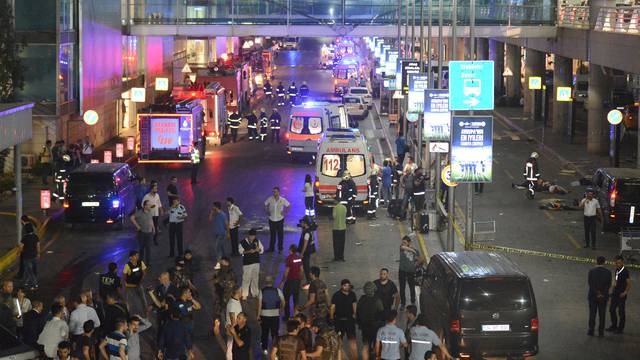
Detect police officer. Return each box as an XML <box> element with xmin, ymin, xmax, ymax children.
<box><xmin>271</xmin><ymin>320</ymin><xmax>306</xmax><ymax>360</ymax></box>
<box><xmin>412</xmin><ymin>168</ymin><xmax>427</xmax><ymax>212</ymax></box>
<box><xmin>269</xmin><ymin>108</ymin><xmax>282</xmax><ymax>143</ymax></box>
<box><xmin>299</xmin><ymin>81</ymin><xmax>310</xmax><ymax>103</ymax></box>
<box><xmin>259</xmin><ymin>108</ymin><xmax>269</xmax><ymax>142</ymax></box>
<box><xmin>367</xmin><ymin>172</ymin><xmax>379</xmax><ymax>220</ymax></box>
<box><xmin>258</xmin><ymin>275</ymin><xmax>285</xmax><ymax>355</ymax></box>
<box><xmin>288</xmin><ymin>81</ymin><xmax>298</xmax><ymax>105</ymax></box>
<box><xmin>276</xmin><ymin>81</ymin><xmax>286</xmax><ymax>106</ymax></box>
<box><xmin>98</xmin><ymin>262</ymin><xmax>122</xmax><ymax>302</ymax></box>
<box><xmin>190</xmin><ymin>141</ymin><xmax>200</xmax><ymax>184</ymax></box>
<box><xmin>263</xmin><ymin>80</ymin><xmax>273</xmax><ymax>99</ymax></box>
<box><xmin>246</xmin><ymin>110</ymin><xmax>258</xmax><ymax>141</ymax></box>
<box><xmin>228</xmin><ymin>109</ymin><xmax>241</xmax><ymax>143</ymax></box>
<box><xmin>336</xmin><ymin>170</ymin><xmax>357</xmax><ymax>224</ymax></box>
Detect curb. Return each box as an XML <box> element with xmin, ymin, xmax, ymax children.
<box><xmin>0</xmin><ymin>212</ymin><xmax>49</xmax><ymax>274</ymax></box>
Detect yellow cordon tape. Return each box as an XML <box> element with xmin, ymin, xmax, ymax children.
<box><xmin>0</xmin><ymin>212</ymin><xmax>46</xmax><ymax>273</ymax></box>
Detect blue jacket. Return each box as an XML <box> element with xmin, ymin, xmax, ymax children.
<box><xmin>396</xmin><ymin>137</ymin><xmax>406</xmax><ymax>155</ymax></box>
<box><xmin>159</xmin><ymin>319</ymin><xmax>192</xmax><ymax>358</ymax></box>
<box><xmin>381</xmin><ymin>166</ymin><xmax>393</xmax><ymax>188</ymax></box>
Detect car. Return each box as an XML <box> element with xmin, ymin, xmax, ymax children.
<box><xmin>64</xmin><ymin>163</ymin><xmax>137</xmax><ymax>229</ymax></box>
<box><xmin>0</xmin><ymin>325</ymin><xmax>40</xmax><ymax>359</ymax></box>
<box><xmin>346</xmin><ymin>87</ymin><xmax>372</xmax><ymax>109</ymax></box>
<box><xmin>421</xmin><ymin>252</ymin><xmax>539</xmax><ymax>360</ymax></box>
<box><xmin>282</xmin><ymin>37</ymin><xmax>298</xmax><ymax>50</ymax></box>
<box><xmin>342</xmin><ymin>95</ymin><xmax>369</xmax><ymax>121</ymax></box>
<box><xmin>591</xmin><ymin>167</ymin><xmax>640</xmax><ymax>230</ymax></box>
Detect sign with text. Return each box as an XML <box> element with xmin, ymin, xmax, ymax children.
<box><xmin>103</xmin><ymin>150</ymin><xmax>112</xmax><ymax>164</ymax></box>
<box><xmin>451</xmin><ymin>116</ymin><xmax>493</xmax><ymax>183</ymax></box>
<box><xmin>116</xmin><ymin>143</ymin><xmax>124</xmax><ymax>158</ymax></box>
<box><xmin>401</xmin><ymin>60</ymin><xmax>421</xmax><ymax>95</ymax></box>
<box><xmin>40</xmin><ymin>189</ymin><xmax>51</xmax><ymax>210</ymax></box>
<box><xmin>151</xmin><ymin>117</ymin><xmax>180</xmax><ymax>149</ymax></box>
<box><xmin>429</xmin><ymin>142</ymin><xmax>449</xmax><ymax>153</ymax></box>
<box><xmin>407</xmin><ymin>74</ymin><xmax>430</xmax><ymax>113</ymax></box>
<box><xmin>423</xmin><ymin>89</ymin><xmax>451</xmax><ymax>141</ymax></box>
<box><xmin>528</xmin><ymin>76</ymin><xmax>542</xmax><ymax>90</ymax></box>
<box><xmin>127</xmin><ymin>136</ymin><xmax>135</xmax><ymax>151</ymax></box>
<box><xmin>385</xmin><ymin>50</ymin><xmax>399</xmax><ymax>75</ymax></box>
<box><xmin>449</xmin><ymin>61</ymin><xmax>494</xmax><ymax>110</ymax></box>
<box><xmin>556</xmin><ymin>86</ymin><xmax>572</xmax><ymax>102</ymax></box>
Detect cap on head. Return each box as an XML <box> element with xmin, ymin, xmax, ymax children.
<box><xmin>363</xmin><ymin>281</ymin><xmax>376</xmax><ymax>296</ymax></box>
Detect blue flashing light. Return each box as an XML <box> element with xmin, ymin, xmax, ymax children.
<box><xmin>112</xmin><ymin>199</ymin><xmax>120</xmax><ymax>208</ymax></box>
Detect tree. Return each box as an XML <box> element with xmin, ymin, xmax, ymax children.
<box><xmin>0</xmin><ymin>0</ymin><xmax>24</xmax><ymax>102</ymax></box>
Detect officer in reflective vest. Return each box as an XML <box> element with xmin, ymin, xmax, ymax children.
<box><xmin>246</xmin><ymin>110</ymin><xmax>258</xmax><ymax>141</ymax></box>
<box><xmin>367</xmin><ymin>173</ymin><xmax>379</xmax><ymax>220</ymax></box>
<box><xmin>269</xmin><ymin>108</ymin><xmax>282</xmax><ymax>143</ymax></box>
<box><xmin>336</xmin><ymin>170</ymin><xmax>358</xmax><ymax>224</ymax></box>
<box><xmin>190</xmin><ymin>142</ymin><xmax>200</xmax><ymax>185</ymax></box>
<box><xmin>276</xmin><ymin>82</ymin><xmax>286</xmax><ymax>106</ymax></box>
<box><xmin>288</xmin><ymin>82</ymin><xmax>298</xmax><ymax>105</ymax></box>
<box><xmin>258</xmin><ymin>275</ymin><xmax>284</xmax><ymax>354</ymax></box>
<box><xmin>263</xmin><ymin>80</ymin><xmax>273</xmax><ymax>98</ymax></box>
<box><xmin>228</xmin><ymin>110</ymin><xmax>241</xmax><ymax>143</ymax></box>
<box><xmin>259</xmin><ymin>109</ymin><xmax>269</xmax><ymax>142</ymax></box>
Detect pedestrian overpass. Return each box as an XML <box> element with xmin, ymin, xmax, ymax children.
<box><xmin>124</xmin><ymin>0</ymin><xmax>557</xmax><ymax>38</ymax></box>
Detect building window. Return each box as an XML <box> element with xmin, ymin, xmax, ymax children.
<box><xmin>59</xmin><ymin>43</ymin><xmax>75</xmax><ymax>103</ymax></box>
<box><xmin>60</xmin><ymin>0</ymin><xmax>74</xmax><ymax>31</ymax></box>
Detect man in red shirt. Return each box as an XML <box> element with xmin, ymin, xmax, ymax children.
<box><xmin>280</xmin><ymin>244</ymin><xmax>303</xmax><ymax>320</ymax></box>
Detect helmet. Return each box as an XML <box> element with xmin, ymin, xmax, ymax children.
<box><xmin>260</xmin><ymin>108</ymin><xmax>265</xmax><ymax>112</ymax></box>
<box><xmin>342</xmin><ymin>170</ymin><xmax>351</xmax><ymax>180</ymax></box>
<box><xmin>530</xmin><ymin>152</ymin><xmax>539</xmax><ymax>159</ymax></box>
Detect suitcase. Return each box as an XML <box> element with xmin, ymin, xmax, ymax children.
<box><xmin>419</xmin><ymin>212</ymin><xmax>429</xmax><ymax>233</ymax></box>
<box><xmin>387</xmin><ymin>199</ymin><xmax>406</xmax><ymax>220</ymax></box>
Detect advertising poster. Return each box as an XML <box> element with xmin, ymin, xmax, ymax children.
<box><xmin>450</xmin><ymin>116</ymin><xmax>493</xmax><ymax>183</ymax></box>
<box><xmin>151</xmin><ymin>117</ymin><xmax>180</xmax><ymax>149</ymax></box>
<box><xmin>423</xmin><ymin>89</ymin><xmax>450</xmax><ymax>141</ymax></box>
<box><xmin>401</xmin><ymin>60</ymin><xmax>421</xmax><ymax>95</ymax></box>
<box><xmin>408</xmin><ymin>74</ymin><xmax>430</xmax><ymax>113</ymax></box>
<box><xmin>385</xmin><ymin>50</ymin><xmax>399</xmax><ymax>75</ymax></box>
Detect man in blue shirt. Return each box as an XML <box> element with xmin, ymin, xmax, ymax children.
<box><xmin>376</xmin><ymin>310</ymin><xmax>407</xmax><ymax>360</ymax></box>
<box><xmin>395</xmin><ymin>133</ymin><xmax>407</xmax><ymax>166</ymax></box>
<box><xmin>208</xmin><ymin>201</ymin><xmax>229</xmax><ymax>263</ymax></box>
<box><xmin>381</xmin><ymin>160</ymin><xmax>393</xmax><ymax>206</ymax></box>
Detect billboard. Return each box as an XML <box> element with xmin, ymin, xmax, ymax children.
<box><xmin>401</xmin><ymin>60</ymin><xmax>421</xmax><ymax>95</ymax></box>
<box><xmin>408</xmin><ymin>74</ymin><xmax>430</xmax><ymax>113</ymax></box>
<box><xmin>150</xmin><ymin>117</ymin><xmax>180</xmax><ymax>149</ymax></box>
<box><xmin>423</xmin><ymin>89</ymin><xmax>450</xmax><ymax>141</ymax></box>
<box><xmin>451</xmin><ymin>116</ymin><xmax>493</xmax><ymax>183</ymax></box>
<box><xmin>385</xmin><ymin>50</ymin><xmax>399</xmax><ymax>75</ymax></box>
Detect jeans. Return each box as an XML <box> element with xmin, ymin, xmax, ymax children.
<box><xmin>302</xmin><ymin>252</ymin><xmax>311</xmax><ymax>283</ymax></box>
<box><xmin>588</xmin><ymin>297</ymin><xmax>608</xmax><ymax>333</ymax></box>
<box><xmin>283</xmin><ymin>279</ymin><xmax>301</xmax><ymax>319</ymax></box>
<box><xmin>268</xmin><ymin>219</ymin><xmax>284</xmax><ymax>251</ymax></box>
<box><xmin>399</xmin><ymin>270</ymin><xmax>416</xmax><ymax>305</ymax></box>
<box><xmin>260</xmin><ymin>316</ymin><xmax>280</xmax><ymax>351</ymax></box>
<box><xmin>381</xmin><ymin>185</ymin><xmax>392</xmax><ymax>205</ymax></box>
<box><xmin>584</xmin><ymin>216</ymin><xmax>597</xmax><ymax>247</ymax></box>
<box><xmin>401</xmin><ymin>192</ymin><xmax>414</xmax><ymax>212</ymax></box>
<box><xmin>168</xmin><ymin>222</ymin><xmax>183</xmax><ymax>257</ymax></box>
<box><xmin>230</xmin><ymin>227</ymin><xmax>240</xmax><ymax>256</ymax></box>
<box><xmin>332</xmin><ymin>230</ymin><xmax>346</xmax><ymax>260</ymax></box>
<box><xmin>241</xmin><ymin>263</ymin><xmax>260</xmax><ymax>298</ymax></box>
<box><xmin>214</xmin><ymin>234</ymin><xmax>227</xmax><ymax>261</ymax></box>
<box><xmin>23</xmin><ymin>258</ymin><xmax>38</xmax><ymax>287</ymax></box>
<box><xmin>610</xmin><ymin>295</ymin><xmax>627</xmax><ymax>330</ymax></box>
<box><xmin>138</xmin><ymin>231</ymin><xmax>153</xmax><ymax>265</ymax></box>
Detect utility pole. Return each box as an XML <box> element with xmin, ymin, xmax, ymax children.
<box><xmin>411</xmin><ymin>0</ymin><xmax>416</xmax><ymax>58</ymax></box>
<box><xmin>466</xmin><ymin>0</ymin><xmax>476</xmax><ymax>251</ymax></box>
<box><xmin>447</xmin><ymin>0</ymin><xmax>457</xmax><ymax>252</ymax></box>
<box><xmin>437</xmin><ymin>0</ymin><xmax>443</xmax><ymax>89</ymax></box>
<box><xmin>397</xmin><ymin>0</ymin><xmax>402</xmax><ymax>49</ymax></box>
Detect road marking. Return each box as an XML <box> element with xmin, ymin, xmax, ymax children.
<box><xmin>564</xmin><ymin>232</ymin><xmax>582</xmax><ymax>249</ymax></box>
<box><xmin>503</xmin><ymin>169</ymin><xmax>514</xmax><ymax>180</ymax></box>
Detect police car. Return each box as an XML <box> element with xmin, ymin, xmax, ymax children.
<box><xmin>314</xmin><ymin>128</ymin><xmax>371</xmax><ymax>208</ymax></box>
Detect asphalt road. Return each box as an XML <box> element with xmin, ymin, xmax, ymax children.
<box><xmin>14</xmin><ymin>38</ymin><xmax>640</xmax><ymax>359</ymax></box>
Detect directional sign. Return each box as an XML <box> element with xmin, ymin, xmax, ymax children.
<box><xmin>608</xmin><ymin>109</ymin><xmax>623</xmax><ymax>125</ymax></box>
<box><xmin>556</xmin><ymin>87</ymin><xmax>572</xmax><ymax>102</ymax></box>
<box><xmin>528</xmin><ymin>76</ymin><xmax>542</xmax><ymax>90</ymax></box>
<box><xmin>401</xmin><ymin>60</ymin><xmax>421</xmax><ymax>95</ymax></box>
<box><xmin>449</xmin><ymin>60</ymin><xmax>494</xmax><ymax>111</ymax></box>
<box><xmin>408</xmin><ymin>73</ymin><xmax>430</xmax><ymax>113</ymax></box>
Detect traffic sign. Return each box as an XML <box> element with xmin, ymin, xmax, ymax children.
<box><xmin>83</xmin><ymin>110</ymin><xmax>99</xmax><ymax>126</ymax></box>
<box><xmin>608</xmin><ymin>109</ymin><xmax>623</xmax><ymax>125</ymax></box>
<box><xmin>429</xmin><ymin>142</ymin><xmax>449</xmax><ymax>153</ymax></box>
<box><xmin>155</xmin><ymin>77</ymin><xmax>169</xmax><ymax>91</ymax></box>
<box><xmin>406</xmin><ymin>112</ymin><xmax>419</xmax><ymax>123</ymax></box>
<box><xmin>449</xmin><ymin>60</ymin><xmax>494</xmax><ymax>111</ymax></box>
<box><xmin>441</xmin><ymin>165</ymin><xmax>458</xmax><ymax>187</ymax></box>
<box><xmin>528</xmin><ymin>76</ymin><xmax>542</xmax><ymax>90</ymax></box>
<box><xmin>556</xmin><ymin>87</ymin><xmax>572</xmax><ymax>102</ymax></box>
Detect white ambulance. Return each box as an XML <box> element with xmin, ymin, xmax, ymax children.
<box><xmin>314</xmin><ymin>128</ymin><xmax>371</xmax><ymax>209</ymax></box>
<box><xmin>286</xmin><ymin>102</ymin><xmax>349</xmax><ymax>160</ymax></box>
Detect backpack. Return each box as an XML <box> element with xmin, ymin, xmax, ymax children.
<box><xmin>320</xmin><ymin>329</ymin><xmax>345</xmax><ymax>360</ymax></box>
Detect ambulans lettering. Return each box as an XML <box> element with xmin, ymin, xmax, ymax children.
<box><xmin>325</xmin><ymin>147</ymin><xmax>360</xmax><ymax>153</ymax></box>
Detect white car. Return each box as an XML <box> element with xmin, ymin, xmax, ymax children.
<box><xmin>282</xmin><ymin>37</ymin><xmax>298</xmax><ymax>50</ymax></box>
<box><xmin>343</xmin><ymin>95</ymin><xmax>369</xmax><ymax>121</ymax></box>
<box><xmin>347</xmin><ymin>87</ymin><xmax>373</xmax><ymax>109</ymax></box>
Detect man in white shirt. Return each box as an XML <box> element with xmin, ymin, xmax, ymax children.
<box><xmin>225</xmin><ymin>287</ymin><xmax>243</xmax><ymax>360</ymax></box>
<box><xmin>227</xmin><ymin>197</ymin><xmax>244</xmax><ymax>257</ymax></box>
<box><xmin>38</xmin><ymin>304</ymin><xmax>69</xmax><ymax>359</ymax></box>
<box><xmin>142</xmin><ymin>181</ymin><xmax>163</xmax><ymax>246</ymax></box>
<box><xmin>264</xmin><ymin>187</ymin><xmax>290</xmax><ymax>253</ymax></box>
<box><xmin>69</xmin><ymin>293</ymin><xmax>101</xmax><ymax>343</ymax></box>
<box><xmin>579</xmin><ymin>188</ymin><xmax>603</xmax><ymax>249</ymax></box>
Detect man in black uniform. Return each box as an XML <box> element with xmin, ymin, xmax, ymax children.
<box><xmin>412</xmin><ymin>167</ymin><xmax>427</xmax><ymax>212</ymax></box>
<box><xmin>366</xmin><ymin>173</ymin><xmax>378</xmax><ymax>220</ymax></box>
<box><xmin>259</xmin><ymin>109</ymin><xmax>269</xmax><ymax>142</ymax></box>
<box><xmin>336</xmin><ymin>170</ymin><xmax>357</xmax><ymax>224</ymax></box>
<box><xmin>228</xmin><ymin>109</ymin><xmax>241</xmax><ymax>143</ymax></box>
<box><xmin>263</xmin><ymin>80</ymin><xmax>273</xmax><ymax>99</ymax></box>
<box><xmin>269</xmin><ymin>109</ymin><xmax>282</xmax><ymax>143</ymax></box>
<box><xmin>288</xmin><ymin>82</ymin><xmax>298</xmax><ymax>105</ymax></box>
<box><xmin>99</xmin><ymin>262</ymin><xmax>122</xmax><ymax>302</ymax></box>
<box><xmin>587</xmin><ymin>256</ymin><xmax>611</xmax><ymax>337</ymax></box>
<box><xmin>276</xmin><ymin>82</ymin><xmax>286</xmax><ymax>106</ymax></box>
<box><xmin>299</xmin><ymin>81</ymin><xmax>310</xmax><ymax>103</ymax></box>
<box><xmin>607</xmin><ymin>255</ymin><xmax>631</xmax><ymax>334</ymax></box>
<box><xmin>246</xmin><ymin>110</ymin><xmax>258</xmax><ymax>141</ymax></box>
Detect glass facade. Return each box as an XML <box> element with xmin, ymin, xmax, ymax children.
<box><xmin>15</xmin><ymin>0</ymin><xmax>56</xmax><ymax>31</ymax></box>
<box><xmin>59</xmin><ymin>43</ymin><xmax>76</xmax><ymax>103</ymax></box>
<box><xmin>60</xmin><ymin>0</ymin><xmax>75</xmax><ymax>31</ymax></box>
<box><xmin>16</xmin><ymin>45</ymin><xmax>57</xmax><ymax>102</ymax></box>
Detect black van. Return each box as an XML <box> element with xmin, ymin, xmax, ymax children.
<box><xmin>420</xmin><ymin>252</ymin><xmax>538</xmax><ymax>359</ymax></box>
<box><xmin>64</xmin><ymin>163</ymin><xmax>137</xmax><ymax>228</ymax></box>
<box><xmin>592</xmin><ymin>168</ymin><xmax>640</xmax><ymax>230</ymax></box>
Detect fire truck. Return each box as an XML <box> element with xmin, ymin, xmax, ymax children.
<box><xmin>172</xmin><ymin>82</ymin><xmax>228</xmax><ymax>145</ymax></box>
<box><xmin>195</xmin><ymin>61</ymin><xmax>252</xmax><ymax>114</ymax></box>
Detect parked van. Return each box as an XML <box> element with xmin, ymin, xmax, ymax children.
<box><xmin>592</xmin><ymin>167</ymin><xmax>640</xmax><ymax>230</ymax></box>
<box><xmin>421</xmin><ymin>252</ymin><xmax>539</xmax><ymax>359</ymax></box>
<box><xmin>64</xmin><ymin>163</ymin><xmax>137</xmax><ymax>228</ymax></box>
<box><xmin>314</xmin><ymin>128</ymin><xmax>370</xmax><ymax>209</ymax></box>
<box><xmin>286</xmin><ymin>102</ymin><xmax>349</xmax><ymax>159</ymax></box>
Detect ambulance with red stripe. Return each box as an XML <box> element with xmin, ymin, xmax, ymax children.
<box><xmin>286</xmin><ymin>102</ymin><xmax>349</xmax><ymax>160</ymax></box>
<box><xmin>314</xmin><ymin>128</ymin><xmax>371</xmax><ymax>208</ymax></box>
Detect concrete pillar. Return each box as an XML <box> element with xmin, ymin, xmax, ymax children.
<box><xmin>210</xmin><ymin>37</ymin><xmax>217</xmax><ymax>62</ymax></box>
<box><xmin>552</xmin><ymin>55</ymin><xmax>572</xmax><ymax>134</ymax></box>
<box><xmin>523</xmin><ymin>48</ymin><xmax>545</xmax><ymax>117</ymax></box>
<box><xmin>477</xmin><ymin>38</ymin><xmax>489</xmax><ymax>60</ymax></box>
<box><xmin>457</xmin><ymin>38</ymin><xmax>465</xmax><ymax>60</ymax></box>
<box><xmin>14</xmin><ymin>144</ymin><xmax>22</xmax><ymax>245</ymax></box>
<box><xmin>505</xmin><ymin>44</ymin><xmax>521</xmax><ymax>101</ymax></box>
<box><xmin>489</xmin><ymin>39</ymin><xmax>505</xmax><ymax>97</ymax></box>
<box><xmin>587</xmin><ymin>64</ymin><xmax>612</xmax><ymax>154</ymax></box>
<box><xmin>226</xmin><ymin>37</ymin><xmax>234</xmax><ymax>55</ymax></box>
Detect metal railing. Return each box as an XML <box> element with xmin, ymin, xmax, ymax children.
<box><xmin>595</xmin><ymin>6</ymin><xmax>640</xmax><ymax>34</ymax></box>
<box><xmin>557</xmin><ymin>5</ymin><xmax>590</xmax><ymax>29</ymax></box>
<box><xmin>124</xmin><ymin>1</ymin><xmax>556</xmax><ymax>27</ymax></box>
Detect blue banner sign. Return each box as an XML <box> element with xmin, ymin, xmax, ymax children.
<box><xmin>423</xmin><ymin>89</ymin><xmax>450</xmax><ymax>141</ymax></box>
<box><xmin>451</xmin><ymin>116</ymin><xmax>493</xmax><ymax>183</ymax></box>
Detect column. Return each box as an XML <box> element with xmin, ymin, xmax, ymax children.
<box><xmin>587</xmin><ymin>64</ymin><xmax>612</xmax><ymax>154</ymax></box>
<box><xmin>489</xmin><ymin>39</ymin><xmax>505</xmax><ymax>97</ymax></box>
<box><xmin>552</xmin><ymin>55</ymin><xmax>572</xmax><ymax>134</ymax></box>
<box><xmin>476</xmin><ymin>38</ymin><xmax>489</xmax><ymax>60</ymax></box>
<box><xmin>505</xmin><ymin>43</ymin><xmax>521</xmax><ymax>102</ymax></box>
<box><xmin>523</xmin><ymin>48</ymin><xmax>545</xmax><ymax>118</ymax></box>
<box><xmin>210</xmin><ymin>37</ymin><xmax>217</xmax><ymax>62</ymax></box>
<box><xmin>456</xmin><ymin>38</ymin><xmax>465</xmax><ymax>60</ymax></box>
<box><xmin>14</xmin><ymin>144</ymin><xmax>22</xmax><ymax>245</ymax></box>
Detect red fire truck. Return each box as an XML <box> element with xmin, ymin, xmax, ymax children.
<box><xmin>172</xmin><ymin>82</ymin><xmax>228</xmax><ymax>145</ymax></box>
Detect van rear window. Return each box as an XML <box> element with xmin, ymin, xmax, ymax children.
<box><xmin>460</xmin><ymin>279</ymin><xmax>532</xmax><ymax>311</ymax></box>
<box><xmin>290</xmin><ymin>116</ymin><xmax>322</xmax><ymax>135</ymax></box>
<box><xmin>321</xmin><ymin>154</ymin><xmax>366</xmax><ymax>178</ymax></box>
<box><xmin>617</xmin><ymin>181</ymin><xmax>640</xmax><ymax>203</ymax></box>
<box><xmin>68</xmin><ymin>174</ymin><xmax>114</xmax><ymax>194</ymax></box>
<box><xmin>350</xmin><ymin>88</ymin><xmax>368</xmax><ymax>95</ymax></box>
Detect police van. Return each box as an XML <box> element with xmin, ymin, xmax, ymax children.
<box><xmin>314</xmin><ymin>128</ymin><xmax>371</xmax><ymax>209</ymax></box>
<box><xmin>286</xmin><ymin>102</ymin><xmax>349</xmax><ymax>160</ymax></box>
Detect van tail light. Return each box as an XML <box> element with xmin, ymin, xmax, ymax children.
<box><xmin>450</xmin><ymin>319</ymin><xmax>461</xmax><ymax>333</ymax></box>
<box><xmin>334</xmin><ymin>79</ymin><xmax>338</xmax><ymax>85</ymax></box>
<box><xmin>610</xmin><ymin>189</ymin><xmax>617</xmax><ymax>208</ymax></box>
<box><xmin>315</xmin><ymin>180</ymin><xmax>320</xmax><ymax>189</ymax></box>
<box><xmin>531</xmin><ymin>317</ymin><xmax>539</xmax><ymax>332</ymax></box>
<box><xmin>286</xmin><ymin>133</ymin><xmax>290</xmax><ymax>139</ymax></box>
<box><xmin>63</xmin><ymin>200</ymin><xmax>70</xmax><ymax>208</ymax></box>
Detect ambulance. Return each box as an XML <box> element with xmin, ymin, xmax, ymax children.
<box><xmin>314</xmin><ymin>128</ymin><xmax>371</xmax><ymax>209</ymax></box>
<box><xmin>286</xmin><ymin>102</ymin><xmax>349</xmax><ymax>160</ymax></box>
